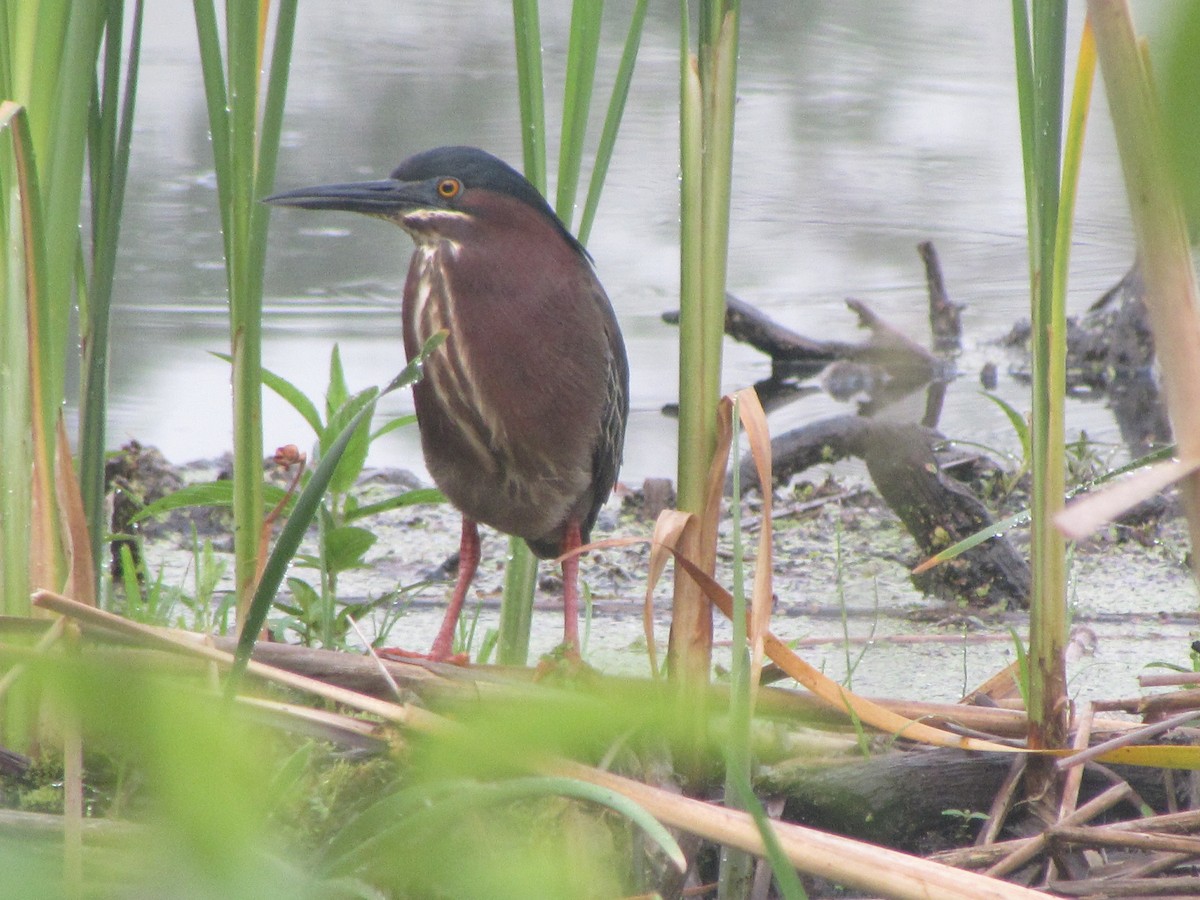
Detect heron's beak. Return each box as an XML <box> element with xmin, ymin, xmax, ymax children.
<box><xmin>264</xmin><ymin>178</ymin><xmax>436</xmax><ymax>216</ymax></box>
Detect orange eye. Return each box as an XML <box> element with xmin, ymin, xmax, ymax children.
<box><xmin>437</xmin><ymin>178</ymin><xmax>461</xmax><ymax>199</ymax></box>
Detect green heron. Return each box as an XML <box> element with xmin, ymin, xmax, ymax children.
<box><xmin>267</xmin><ymin>146</ymin><xmax>629</xmax><ymax>662</ymax></box>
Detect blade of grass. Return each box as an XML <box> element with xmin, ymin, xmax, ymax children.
<box><xmin>577</xmin><ymin>0</ymin><xmax>649</xmax><ymax>247</ymax></box>
<box><xmin>555</xmin><ymin>0</ymin><xmax>603</xmax><ymax>231</ymax></box>
<box><xmin>719</xmin><ymin>396</ymin><xmax>753</xmax><ymax>899</ymax></box>
<box><xmin>227</xmin><ymin>399</ymin><xmax>375</xmax><ymax>692</ymax></box>
<box><xmin>80</xmin><ymin>0</ymin><xmax>144</xmax><ymax>599</ymax></box>
<box><xmin>725</xmin><ymin>767</ymin><xmax>808</xmax><ymax>899</ymax></box>
<box><xmin>511</xmin><ymin>0</ymin><xmax>547</xmax><ymax>197</ymax></box>
<box><xmin>193</xmin><ymin>1</ymin><xmax>298</xmax><ymax>626</ymax></box>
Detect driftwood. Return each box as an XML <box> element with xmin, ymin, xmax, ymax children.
<box><xmin>662</xmin><ymin>244</ymin><xmax>945</xmax><ymax>386</ymax></box>
<box><xmin>663</xmin><ymin>293</ymin><xmax>849</xmax><ymax>377</ymax></box>
<box><xmin>737</xmin><ymin>416</ymin><xmax>1030</xmax><ymax>608</ymax></box>
<box><xmin>864</xmin><ymin>423</ymin><xmax>1030</xmax><ymax>608</ymax></box>
<box><xmin>704</xmin><ymin>242</ymin><xmax>1029</xmax><ymax>607</ymax></box>
<box><xmin>677</xmin><ymin>291</ymin><xmax>945</xmax><ymax>391</ymax></box>
<box><xmin>722</xmin><ymin>293</ymin><xmax>854</xmax><ymax>370</ymax></box>
<box><xmin>1074</xmin><ymin>263</ymin><xmax>1171</xmax><ymax>458</ymax></box>
<box><xmin>920</xmin><ymin>240</ymin><xmax>964</xmax><ymax>350</ymax></box>
<box><xmin>1005</xmin><ymin>262</ymin><xmax>1171</xmax><ymax>458</ymax></box>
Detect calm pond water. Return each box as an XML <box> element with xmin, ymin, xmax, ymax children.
<box><xmin>92</xmin><ymin>2</ymin><xmax>1170</xmax><ymax>483</ymax></box>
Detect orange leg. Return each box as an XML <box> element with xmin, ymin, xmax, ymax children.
<box><xmin>560</xmin><ymin>520</ymin><xmax>582</xmax><ymax>657</ymax></box>
<box><xmin>382</xmin><ymin>517</ymin><xmax>478</xmax><ymax>665</ymax></box>
<box><xmin>427</xmin><ymin>517</ymin><xmax>480</xmax><ymax>661</ymax></box>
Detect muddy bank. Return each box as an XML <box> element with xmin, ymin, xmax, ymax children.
<box><xmin>121</xmin><ymin>445</ymin><xmax>1198</xmax><ymax>707</ymax></box>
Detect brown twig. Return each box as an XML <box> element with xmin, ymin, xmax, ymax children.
<box><xmin>935</xmin><ymin>782</ymin><xmax>1133</xmax><ymax>873</ymax></box>
<box><xmin>919</xmin><ymin>240</ymin><xmax>963</xmax><ymax>348</ymax></box>
<box><xmin>1058</xmin><ymin>702</ymin><xmax>1095</xmax><ymax>819</ymax></box>
<box><xmin>976</xmin><ymin>754</ymin><xmax>1027</xmax><ymax>846</ymax></box>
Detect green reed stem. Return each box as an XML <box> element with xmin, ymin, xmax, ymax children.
<box><xmin>503</xmin><ymin>0</ymin><xmax>550</xmax><ymax>667</ymax></box>
<box><xmin>501</xmin><ymin>1</ymin><xmax>645</xmax><ymax>667</ymax></box>
<box><xmin>578</xmin><ymin>0</ymin><xmax>649</xmax><ymax>247</ymax></box>
<box><xmin>0</xmin><ymin>0</ymin><xmax>114</xmax><ymax>747</ymax></box>
<box><xmin>511</xmin><ymin>0</ymin><xmax>547</xmax><ymax>197</ymax></box>
<box><xmin>671</xmin><ymin>0</ymin><xmax>739</xmax><ymax>705</ymax></box>
<box><xmin>193</xmin><ymin>0</ymin><xmax>297</xmax><ymax>628</ymax></box>
<box><xmin>555</xmin><ymin>0</ymin><xmax>602</xmax><ymax>231</ymax></box>
<box><xmin>1012</xmin><ymin>0</ymin><xmax>1073</xmax><ymax>790</ymax></box>
<box><xmin>80</xmin><ymin>1</ymin><xmax>144</xmax><ymax>599</ymax></box>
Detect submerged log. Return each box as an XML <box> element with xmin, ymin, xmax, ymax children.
<box><xmin>697</xmin><ymin>241</ymin><xmax>1030</xmax><ymax>606</ymax></box>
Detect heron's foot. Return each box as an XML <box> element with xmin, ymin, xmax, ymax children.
<box><xmin>377</xmin><ymin>646</ymin><xmax>471</xmax><ymax>667</ymax></box>
<box><xmin>532</xmin><ymin>642</ymin><xmax>596</xmax><ymax>683</ymax></box>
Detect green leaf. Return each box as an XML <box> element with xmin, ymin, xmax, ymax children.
<box><xmin>211</xmin><ymin>350</ymin><xmax>324</xmax><ymax>434</ymax></box>
<box><xmin>556</xmin><ymin>0</ymin><xmax>604</xmax><ymax>230</ymax></box>
<box><xmin>131</xmin><ymin>480</ymin><xmax>291</xmax><ymax>523</ymax></box>
<box><xmin>285</xmin><ymin>577</ymin><xmax>319</xmax><ymax>613</ymax></box>
<box><xmin>370</xmin><ymin>413</ymin><xmax>418</xmax><ymax>442</ymax></box>
<box><xmin>326</xmin><ymin>343</ymin><xmax>349</xmax><ymax>421</ymax></box>
<box><xmin>511</xmin><ymin>0</ymin><xmax>547</xmax><ymax>194</ymax></box>
<box><xmin>381</xmin><ymin>330</ymin><xmax>448</xmax><ymax>395</ymax></box>
<box><xmin>344</xmin><ymin>488</ymin><xmax>445</xmax><ymax>523</ymax></box>
<box><xmin>324</xmin><ymin>525</ymin><xmax>377</xmax><ymax>574</ymax></box>
<box><xmin>982</xmin><ymin>391</ymin><xmax>1031</xmax><ymax>465</ymax></box>
<box><xmin>119</xmin><ymin>542</ymin><xmax>141</xmax><ymax>611</ymax></box>
<box><xmin>325</xmin><ymin>387</ymin><xmax>378</xmax><ymax>495</ymax></box>
<box><xmin>577</xmin><ymin>0</ymin><xmax>649</xmax><ymax>246</ymax></box>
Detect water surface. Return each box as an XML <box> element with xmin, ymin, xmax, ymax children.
<box><xmin>101</xmin><ymin>2</ymin><xmax>1147</xmax><ymax>483</ymax></box>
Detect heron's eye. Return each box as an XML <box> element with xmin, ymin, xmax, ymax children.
<box><xmin>437</xmin><ymin>178</ymin><xmax>461</xmax><ymax>199</ymax></box>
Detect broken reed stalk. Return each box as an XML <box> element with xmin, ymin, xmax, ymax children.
<box><xmin>1087</xmin><ymin>2</ymin><xmax>1200</xmax><ymax>577</ymax></box>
